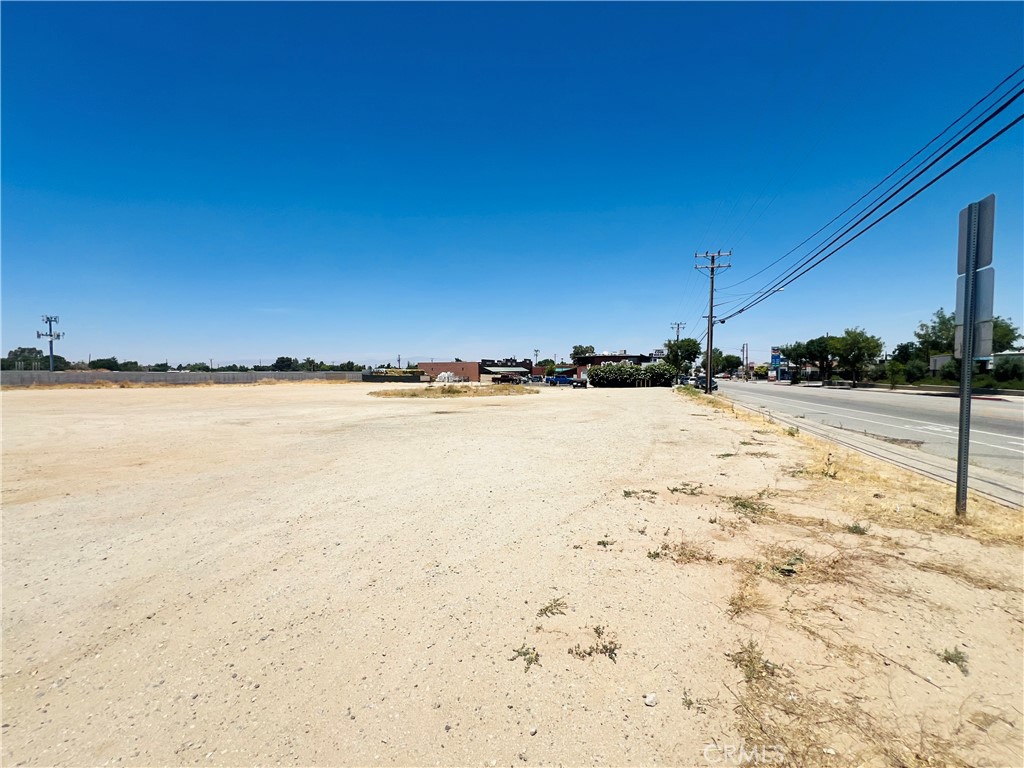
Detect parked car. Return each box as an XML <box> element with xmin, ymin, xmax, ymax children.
<box><xmin>694</xmin><ymin>377</ymin><xmax>719</xmax><ymax>391</ymax></box>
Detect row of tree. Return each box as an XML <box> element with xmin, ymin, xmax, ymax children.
<box><xmin>569</xmin><ymin>339</ymin><xmax>741</xmax><ymax>378</ymax></box>
<box><xmin>568</xmin><ymin>306</ymin><xmax>1022</xmax><ymax>387</ymax></box>
<box><xmin>0</xmin><ymin>349</ymin><xmax>366</xmax><ymax>373</ymax></box>
<box><xmin>778</xmin><ymin>309</ymin><xmax>1022</xmax><ymax>384</ymax></box>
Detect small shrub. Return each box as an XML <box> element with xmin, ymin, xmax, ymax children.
<box><xmin>939</xmin><ymin>647</ymin><xmax>969</xmax><ymax>676</ymax></box>
<box><xmin>994</xmin><ymin>357</ymin><xmax>1024</xmax><ymax>383</ymax></box>
<box><xmin>727</xmin><ymin>576</ymin><xmax>769</xmax><ymax>618</ymax></box>
<box><xmin>509</xmin><ymin>644</ymin><xmax>541</xmax><ymax>672</ymax></box>
<box><xmin>537</xmin><ymin>597</ymin><xmax>568</xmax><ymax>618</ymax></box>
<box><xmin>668</xmin><ymin>482</ymin><xmax>703</xmax><ymax>495</ymax></box>
<box><xmin>680</xmin><ymin>688</ymin><xmax>712</xmax><ymax>713</ymax></box>
<box><xmin>568</xmin><ymin>626</ymin><xmax>620</xmax><ymax>663</ymax></box>
<box><xmin>846</xmin><ymin>522</ymin><xmax>870</xmax><ymax>535</ymax></box>
<box><xmin>726</xmin><ymin>639</ymin><xmax>779</xmax><ymax>682</ymax></box>
<box><xmin>728</xmin><ymin>492</ymin><xmax>774</xmax><ymax>519</ymax></box>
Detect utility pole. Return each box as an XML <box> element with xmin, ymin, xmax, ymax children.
<box><xmin>695</xmin><ymin>251</ymin><xmax>731</xmax><ymax>393</ymax></box>
<box><xmin>397</xmin><ymin>354</ymin><xmax>401</xmax><ymax>369</ymax></box>
<box><xmin>670</xmin><ymin>322</ymin><xmax>685</xmax><ymax>341</ymax></box>
<box><xmin>37</xmin><ymin>315</ymin><xmax>65</xmax><ymax>372</ymax></box>
<box><xmin>741</xmin><ymin>342</ymin><xmax>748</xmax><ymax>382</ymax></box>
<box><xmin>533</xmin><ymin>348</ymin><xmax>539</xmax><ymax>365</ymax></box>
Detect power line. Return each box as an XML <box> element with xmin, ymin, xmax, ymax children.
<box><xmin>721</xmin><ymin>66</ymin><xmax>1024</xmax><ymax>293</ymax></box>
<box><xmin>720</xmin><ymin>109</ymin><xmax>1023</xmax><ymax>322</ymax></box>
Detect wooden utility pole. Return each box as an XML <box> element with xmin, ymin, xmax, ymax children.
<box><xmin>695</xmin><ymin>251</ymin><xmax>731</xmax><ymax>393</ymax></box>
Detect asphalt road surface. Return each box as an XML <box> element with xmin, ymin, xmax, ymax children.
<box><xmin>717</xmin><ymin>380</ymin><xmax>1024</xmax><ymax>508</ymax></box>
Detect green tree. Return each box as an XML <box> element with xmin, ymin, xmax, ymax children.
<box><xmin>721</xmin><ymin>354</ymin><xmax>743</xmax><ymax>374</ymax></box>
<box><xmin>914</xmin><ymin>308</ymin><xmax>955</xmax><ymax>358</ymax></box>
<box><xmin>663</xmin><ymin>338</ymin><xmax>701</xmax><ymax>373</ymax></box>
<box><xmin>885</xmin><ymin>360</ymin><xmax>905</xmax><ymax>389</ymax></box>
<box><xmin>271</xmin><ymin>356</ymin><xmax>299</xmax><ymax>371</ymax></box>
<box><xmin>993</xmin><ymin>316</ymin><xmax>1022</xmax><ymax>354</ymax></box>
<box><xmin>834</xmin><ymin>328</ymin><xmax>884</xmax><ymax>383</ymax></box>
<box><xmin>805</xmin><ymin>336</ymin><xmax>838</xmax><ymax>380</ymax></box>
<box><xmin>778</xmin><ymin>342</ymin><xmax>808</xmax><ymax>369</ymax></box>
<box><xmin>570</xmin><ymin>345</ymin><xmax>595</xmax><ymax>364</ymax></box>
<box><xmin>890</xmin><ymin>342</ymin><xmax>921</xmax><ymax>365</ymax></box>
<box><xmin>700</xmin><ymin>348</ymin><xmax>723</xmax><ymax>375</ymax></box>
<box><xmin>89</xmin><ymin>357</ymin><xmax>120</xmax><ymax>371</ymax></box>
<box><xmin>1</xmin><ymin>347</ymin><xmax>69</xmax><ymax>371</ymax></box>
<box><xmin>302</xmin><ymin>357</ymin><xmax>318</xmax><ymax>372</ymax></box>
<box><xmin>537</xmin><ymin>358</ymin><xmax>555</xmax><ymax>368</ymax></box>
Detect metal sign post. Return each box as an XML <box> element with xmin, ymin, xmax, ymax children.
<box><xmin>954</xmin><ymin>194</ymin><xmax>995</xmax><ymax>518</ymax></box>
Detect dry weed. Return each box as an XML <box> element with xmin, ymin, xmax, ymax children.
<box><xmin>727</xmin><ymin>573</ymin><xmax>770</xmax><ymax>618</ymax></box>
<box><xmin>725</xmin><ymin>669</ymin><xmax>965</xmax><ymax>768</ymax></box>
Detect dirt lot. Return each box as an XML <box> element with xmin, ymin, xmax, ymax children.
<box><xmin>2</xmin><ymin>382</ymin><xmax>1021</xmax><ymax>767</ymax></box>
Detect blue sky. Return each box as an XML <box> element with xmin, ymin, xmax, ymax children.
<box><xmin>3</xmin><ymin>2</ymin><xmax>1022</xmax><ymax>367</ymax></box>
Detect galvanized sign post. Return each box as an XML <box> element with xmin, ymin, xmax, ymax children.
<box><xmin>954</xmin><ymin>194</ymin><xmax>995</xmax><ymax>518</ymax></box>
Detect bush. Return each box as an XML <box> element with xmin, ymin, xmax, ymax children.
<box><xmin>973</xmin><ymin>374</ymin><xmax>999</xmax><ymax>390</ymax></box>
<box><xmin>905</xmin><ymin>359</ymin><xmax>928</xmax><ymax>383</ymax></box>
<box><xmin>587</xmin><ymin>361</ymin><xmax>677</xmax><ymax>388</ymax></box>
<box><xmin>939</xmin><ymin>359</ymin><xmax>960</xmax><ymax>383</ymax></box>
<box><xmin>994</xmin><ymin>357</ymin><xmax>1024</xmax><ymax>383</ymax></box>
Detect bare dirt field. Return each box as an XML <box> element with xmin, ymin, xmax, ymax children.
<box><xmin>2</xmin><ymin>382</ymin><xmax>1021</xmax><ymax>767</ymax></box>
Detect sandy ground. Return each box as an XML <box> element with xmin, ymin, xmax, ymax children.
<box><xmin>2</xmin><ymin>382</ymin><xmax>1021</xmax><ymax>767</ymax></box>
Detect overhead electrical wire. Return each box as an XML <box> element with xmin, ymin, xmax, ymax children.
<box><xmin>719</xmin><ymin>105</ymin><xmax>1023</xmax><ymax>322</ymax></box>
<box><xmin>720</xmin><ymin>65</ymin><xmax>1024</xmax><ymax>293</ymax></box>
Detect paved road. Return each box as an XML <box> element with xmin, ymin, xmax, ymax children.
<box><xmin>717</xmin><ymin>380</ymin><xmax>1023</xmax><ymax>507</ymax></box>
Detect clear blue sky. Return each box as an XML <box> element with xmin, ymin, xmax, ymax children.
<box><xmin>3</xmin><ymin>2</ymin><xmax>1022</xmax><ymax>367</ymax></box>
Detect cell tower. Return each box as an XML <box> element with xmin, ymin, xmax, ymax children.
<box><xmin>37</xmin><ymin>315</ymin><xmax>65</xmax><ymax>372</ymax></box>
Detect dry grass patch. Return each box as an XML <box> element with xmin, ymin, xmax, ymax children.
<box><xmin>726</xmin><ymin>490</ymin><xmax>776</xmax><ymax>521</ymax></box>
<box><xmin>800</xmin><ymin>446</ymin><xmax>1023</xmax><ymax>545</ymax></box>
<box><xmin>727</xmin><ymin>573</ymin><xmax>770</xmax><ymax>618</ymax></box>
<box><xmin>648</xmin><ymin>536</ymin><xmax>716</xmax><ymax>564</ymax></box>
<box><xmin>369</xmin><ymin>384</ymin><xmax>538</xmax><ymax>398</ymax></box>
<box><xmin>755</xmin><ymin>543</ymin><xmax>857</xmax><ymax>584</ymax></box>
<box><xmin>913</xmin><ymin>559</ymin><xmax>1021</xmax><ymax>592</ymax></box>
<box><xmin>725</xmin><ymin>660</ymin><xmax>963</xmax><ymax>768</ymax></box>
<box><xmin>693</xmin><ymin>391</ymin><xmax>1020</xmax><ymax>545</ymax></box>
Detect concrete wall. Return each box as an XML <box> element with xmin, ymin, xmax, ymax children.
<box><xmin>0</xmin><ymin>370</ymin><xmax>364</xmax><ymax>386</ymax></box>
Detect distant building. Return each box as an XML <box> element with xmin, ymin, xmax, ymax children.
<box><xmin>418</xmin><ymin>361</ymin><xmax>481</xmax><ymax>381</ymax></box>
